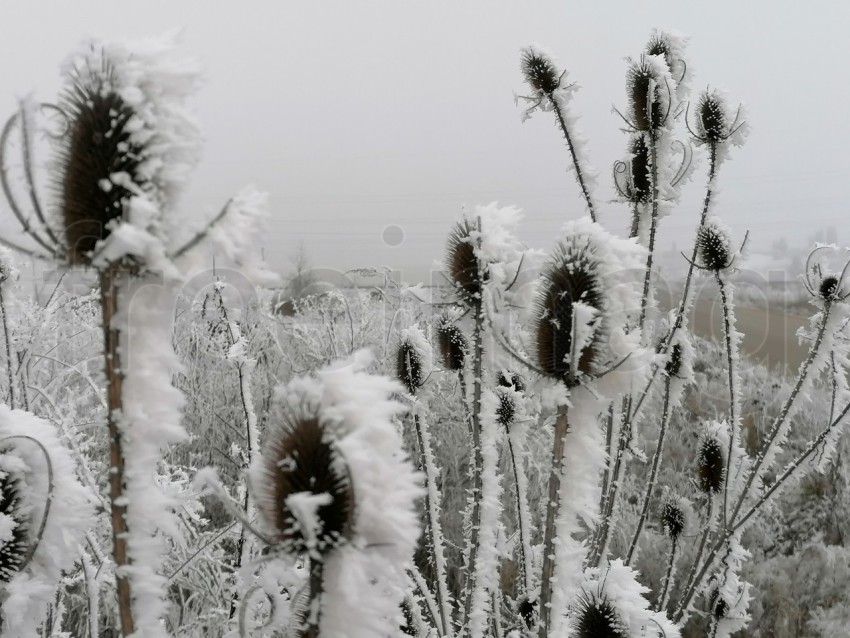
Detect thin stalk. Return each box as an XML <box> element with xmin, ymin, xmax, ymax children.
<box><xmin>538</xmin><ymin>406</ymin><xmax>569</xmax><ymax>638</ymax></box>
<box><xmin>0</xmin><ymin>286</ymin><xmax>15</xmax><ymax>408</ymax></box>
<box><xmin>591</xmin><ymin>398</ymin><xmax>629</xmax><ymax>566</ymax></box>
<box><xmin>547</xmin><ymin>91</ymin><xmax>597</xmax><ymax>222</ymax></box>
<box><xmin>504</xmin><ymin>419</ymin><xmax>532</xmax><ymax>596</ymax></box>
<box><xmin>414</xmin><ymin>414</ymin><xmax>453</xmax><ymax>637</ymax></box>
<box><xmin>461</xmin><ymin>298</ymin><xmax>485</xmax><ymax>632</ymax></box>
<box><xmin>638</xmin><ymin>130</ymin><xmax>659</xmax><ymax>329</ymax></box>
<box><xmin>100</xmin><ymin>266</ymin><xmax>134</xmax><ymax>637</ymax></box>
<box><xmin>625</xmin><ymin>374</ymin><xmax>673</xmax><ymax>564</ymax></box>
<box><xmin>672</xmin><ymin>496</ymin><xmax>713</xmax><ymax>621</ymax></box>
<box><xmin>728</xmin><ymin>302</ymin><xmax>831</xmax><ymax>525</ymax></box>
<box><xmin>716</xmin><ymin>273</ymin><xmax>739</xmax><ymax>530</ymax></box>
<box><xmin>303</xmin><ymin>559</ymin><xmax>324</xmax><ymax>638</ymax></box>
<box><xmin>656</xmin><ymin>536</ymin><xmax>678</xmax><ymax>612</ymax></box>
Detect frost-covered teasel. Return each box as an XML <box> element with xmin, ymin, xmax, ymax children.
<box><xmin>696</xmin><ymin>219</ymin><xmax>734</xmax><ymax>271</ymax></box>
<box><xmin>697</xmin><ymin>425</ymin><xmax>727</xmax><ymax>495</ymax></box>
<box><xmin>0</xmin><ymin>466</ymin><xmax>27</xmax><ymax>583</ymax></box>
<box><xmin>572</xmin><ymin>592</ymin><xmax>626</xmax><ymax>638</ymax></box>
<box><xmin>436</xmin><ymin>313</ymin><xmax>468</xmax><ymax>371</ymax></box>
<box><xmin>445</xmin><ymin>218</ymin><xmax>486</xmax><ymax>303</ymax></box>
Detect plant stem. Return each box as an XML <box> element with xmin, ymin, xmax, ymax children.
<box><xmin>538</xmin><ymin>405</ymin><xmax>569</xmax><ymax>638</ymax></box>
<box><xmin>504</xmin><ymin>419</ymin><xmax>532</xmax><ymax>596</ymax></box>
<box><xmin>638</xmin><ymin>131</ymin><xmax>659</xmax><ymax>329</ymax></box>
<box><xmin>625</xmin><ymin>373</ymin><xmax>673</xmax><ymax>564</ymax></box>
<box><xmin>100</xmin><ymin>266</ymin><xmax>134</xmax><ymax>637</ymax></box>
<box><xmin>657</xmin><ymin>536</ymin><xmax>678</xmax><ymax>612</ymax></box>
<box><xmin>547</xmin><ymin>91</ymin><xmax>596</xmax><ymax>223</ymax></box>
<box><xmin>716</xmin><ymin>273</ymin><xmax>739</xmax><ymax>530</ymax></box>
<box><xmin>0</xmin><ymin>286</ymin><xmax>15</xmax><ymax>408</ymax></box>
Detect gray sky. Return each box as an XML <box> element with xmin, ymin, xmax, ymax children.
<box><xmin>2</xmin><ymin>1</ymin><xmax>849</xmax><ymax>283</ymax></box>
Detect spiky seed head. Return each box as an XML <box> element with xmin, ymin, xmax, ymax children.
<box><xmin>661</xmin><ymin>496</ymin><xmax>686</xmax><ymax>540</ymax></box>
<box><xmin>573</xmin><ymin>592</ymin><xmax>627</xmax><ymax>638</ymax></box>
<box><xmin>628</xmin><ymin>135</ymin><xmax>651</xmax><ymax>203</ymax></box>
<box><xmin>517</xmin><ymin>597</ymin><xmax>536</xmax><ymax>629</ymax></box>
<box><xmin>709</xmin><ymin>588</ymin><xmax>728</xmax><ymax>619</ymax></box>
<box><xmin>445</xmin><ymin>220</ymin><xmax>486</xmax><ymax>303</ymax></box>
<box><xmin>257</xmin><ymin>410</ymin><xmax>353</xmax><ymax>557</ymax></box>
<box><xmin>495</xmin><ymin>390</ymin><xmax>515</xmax><ymax>427</ymax></box>
<box><xmin>56</xmin><ymin>61</ymin><xmax>148</xmax><ymax>265</ymax></box>
<box><xmin>0</xmin><ymin>470</ymin><xmax>29</xmax><ymax>583</ymax></box>
<box><xmin>627</xmin><ymin>59</ymin><xmax>663</xmax><ymax>131</ymax></box>
<box><xmin>665</xmin><ymin>343</ymin><xmax>683</xmax><ymax>377</ymax></box>
<box><xmin>697</xmin><ymin>433</ymin><xmax>725</xmax><ymax>494</ymax></box>
<box><xmin>697</xmin><ymin>224</ymin><xmax>732</xmax><ymax>271</ymax></box>
<box><xmin>396</xmin><ymin>339</ymin><xmax>423</xmax><ymax>395</ymax></box>
<box><xmin>436</xmin><ymin>316</ymin><xmax>467</xmax><ymax>371</ymax></box>
<box><xmin>534</xmin><ymin>240</ymin><xmax>602</xmax><ymax>384</ymax></box>
<box><xmin>520</xmin><ymin>48</ymin><xmax>561</xmax><ymax>95</ymax></box>
<box><xmin>497</xmin><ymin>370</ymin><xmax>525</xmax><ymax>393</ymax></box>
<box><xmin>820</xmin><ymin>275</ymin><xmax>840</xmax><ymax>301</ymax></box>
<box><xmin>645</xmin><ymin>34</ymin><xmax>673</xmax><ymax>71</ymax></box>
<box><xmin>695</xmin><ymin>90</ymin><xmax>727</xmax><ymax>144</ymax></box>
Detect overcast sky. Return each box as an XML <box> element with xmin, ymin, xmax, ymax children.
<box><xmin>2</xmin><ymin>1</ymin><xmax>849</xmax><ymax>283</ymax></box>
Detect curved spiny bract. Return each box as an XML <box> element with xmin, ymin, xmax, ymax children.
<box><xmin>436</xmin><ymin>315</ymin><xmax>467</xmax><ymax>372</ymax></box>
<box><xmin>445</xmin><ymin>219</ymin><xmax>485</xmax><ymax>303</ymax></box>
<box><xmin>256</xmin><ymin>410</ymin><xmax>353</xmax><ymax>558</ymax></box>
<box><xmin>396</xmin><ymin>339</ymin><xmax>423</xmax><ymax>396</ymax></box>
<box><xmin>55</xmin><ymin>61</ymin><xmax>147</xmax><ymax>265</ymax></box>
<box><xmin>534</xmin><ymin>240</ymin><xmax>602</xmax><ymax>385</ymax></box>
<box><xmin>0</xmin><ymin>470</ymin><xmax>28</xmax><ymax>583</ymax></box>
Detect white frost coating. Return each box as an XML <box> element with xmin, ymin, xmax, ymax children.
<box><xmin>261</xmin><ymin>350</ymin><xmax>422</xmax><ymax>638</ymax></box>
<box><xmin>286</xmin><ymin>492</ymin><xmax>333</xmax><ymax>558</ymax></box>
<box><xmin>577</xmin><ymin>560</ymin><xmax>679</xmax><ymax>638</ymax></box>
<box><xmin>548</xmin><ymin>387</ymin><xmax>607</xmax><ymax>636</ymax></box>
<box><xmin>467</xmin><ymin>389</ymin><xmax>505</xmax><ymax>638</ymax></box>
<box><xmin>118</xmin><ymin>277</ymin><xmax>188</xmax><ymax>637</ymax></box>
<box><xmin>0</xmin><ymin>407</ymin><xmax>95</xmax><ymax>638</ymax></box>
<box><xmin>709</xmin><ymin>534</ymin><xmax>751</xmax><ymax>638</ymax></box>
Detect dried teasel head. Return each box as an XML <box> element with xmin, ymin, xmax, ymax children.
<box><xmin>697</xmin><ymin>431</ymin><xmax>725</xmax><ymax>494</ymax></box>
<box><xmin>573</xmin><ymin>592</ymin><xmax>627</xmax><ymax>638</ymax></box>
<box><xmin>534</xmin><ymin>239</ymin><xmax>602</xmax><ymax>384</ymax></box>
<box><xmin>495</xmin><ymin>390</ymin><xmax>515</xmax><ymax>427</ymax></box>
<box><xmin>708</xmin><ymin>587</ymin><xmax>728</xmax><ymax>619</ymax></box>
<box><xmin>660</xmin><ymin>495</ymin><xmax>687</xmax><ymax>540</ymax></box>
<box><xmin>520</xmin><ymin>47</ymin><xmax>561</xmax><ymax>95</ymax></box>
<box><xmin>256</xmin><ymin>407</ymin><xmax>354</xmax><ymax>557</ymax></box>
<box><xmin>436</xmin><ymin>315</ymin><xmax>467</xmax><ymax>372</ymax></box>
<box><xmin>695</xmin><ymin>90</ymin><xmax>728</xmax><ymax>145</ymax></box>
<box><xmin>628</xmin><ymin>135</ymin><xmax>651</xmax><ymax>203</ymax></box>
<box><xmin>664</xmin><ymin>343</ymin><xmax>683</xmax><ymax>377</ymax></box>
<box><xmin>445</xmin><ymin>219</ymin><xmax>486</xmax><ymax>303</ymax></box>
<box><xmin>627</xmin><ymin>58</ymin><xmax>664</xmax><ymax>131</ymax></box>
<box><xmin>819</xmin><ymin>275</ymin><xmax>840</xmax><ymax>301</ymax></box>
<box><xmin>56</xmin><ymin>59</ymin><xmax>148</xmax><ymax>266</ymax></box>
<box><xmin>396</xmin><ymin>338</ymin><xmax>424</xmax><ymax>395</ymax></box>
<box><xmin>0</xmin><ymin>469</ymin><xmax>29</xmax><ymax>583</ymax></box>
<box><xmin>497</xmin><ymin>370</ymin><xmax>524</xmax><ymax>393</ymax></box>
<box><xmin>517</xmin><ymin>597</ymin><xmax>536</xmax><ymax>629</ymax></box>
<box><xmin>697</xmin><ymin>222</ymin><xmax>732</xmax><ymax>271</ymax></box>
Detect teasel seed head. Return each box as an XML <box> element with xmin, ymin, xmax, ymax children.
<box><xmin>627</xmin><ymin>58</ymin><xmax>663</xmax><ymax>131</ymax></box>
<box><xmin>534</xmin><ymin>240</ymin><xmax>602</xmax><ymax>384</ymax></box>
<box><xmin>56</xmin><ymin>60</ymin><xmax>148</xmax><ymax>266</ymax></box>
<box><xmin>708</xmin><ymin>587</ymin><xmax>728</xmax><ymax>619</ymax></box>
<box><xmin>697</xmin><ymin>432</ymin><xmax>725</xmax><ymax>494</ymax></box>
<box><xmin>645</xmin><ymin>34</ymin><xmax>673</xmax><ymax>71</ymax></box>
<box><xmin>445</xmin><ymin>219</ymin><xmax>486</xmax><ymax>303</ymax></box>
<box><xmin>520</xmin><ymin>47</ymin><xmax>561</xmax><ymax>95</ymax></box>
<box><xmin>495</xmin><ymin>390</ymin><xmax>515</xmax><ymax>427</ymax></box>
<box><xmin>517</xmin><ymin>597</ymin><xmax>536</xmax><ymax>629</ymax></box>
<box><xmin>660</xmin><ymin>495</ymin><xmax>686</xmax><ymax>540</ymax></box>
<box><xmin>436</xmin><ymin>315</ymin><xmax>467</xmax><ymax>372</ymax></box>
<box><xmin>257</xmin><ymin>408</ymin><xmax>354</xmax><ymax>558</ymax></box>
<box><xmin>697</xmin><ymin>223</ymin><xmax>732</xmax><ymax>271</ymax></box>
<box><xmin>695</xmin><ymin>90</ymin><xmax>728</xmax><ymax>145</ymax></box>
<box><xmin>497</xmin><ymin>370</ymin><xmax>524</xmax><ymax>393</ymax></box>
<box><xmin>0</xmin><ymin>470</ymin><xmax>29</xmax><ymax>583</ymax></box>
<box><xmin>396</xmin><ymin>338</ymin><xmax>424</xmax><ymax>396</ymax></box>
<box><xmin>819</xmin><ymin>275</ymin><xmax>840</xmax><ymax>301</ymax></box>
<box><xmin>573</xmin><ymin>592</ymin><xmax>627</xmax><ymax>638</ymax></box>
<box><xmin>665</xmin><ymin>343</ymin><xmax>683</xmax><ymax>377</ymax></box>
<box><xmin>628</xmin><ymin>135</ymin><xmax>651</xmax><ymax>203</ymax></box>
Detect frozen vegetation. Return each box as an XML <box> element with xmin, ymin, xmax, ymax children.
<box><xmin>0</xmin><ymin>29</ymin><xmax>847</xmax><ymax>638</ymax></box>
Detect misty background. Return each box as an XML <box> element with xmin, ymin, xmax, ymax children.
<box><xmin>1</xmin><ymin>1</ymin><xmax>848</xmax><ymax>285</ymax></box>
